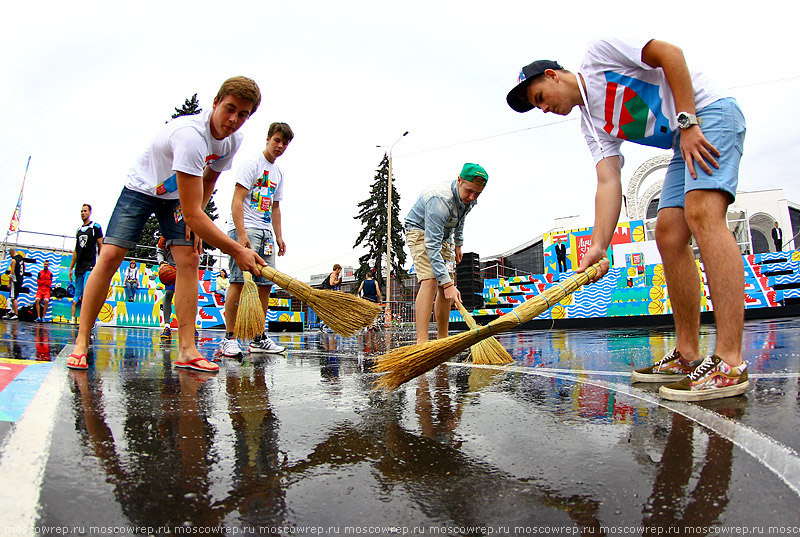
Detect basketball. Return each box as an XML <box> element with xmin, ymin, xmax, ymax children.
<box><xmin>98</xmin><ymin>303</ymin><xmax>114</xmax><ymax>323</ymax></box>
<box><xmin>648</xmin><ymin>300</ymin><xmax>664</xmax><ymax>315</ymax></box>
<box><xmin>159</xmin><ymin>264</ymin><xmax>177</xmax><ymax>286</ymax></box>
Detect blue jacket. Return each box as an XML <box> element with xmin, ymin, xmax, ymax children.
<box><xmin>404</xmin><ymin>180</ymin><xmax>476</xmax><ymax>285</ymax></box>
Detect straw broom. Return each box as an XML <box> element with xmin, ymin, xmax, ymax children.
<box><xmin>234</xmin><ymin>272</ymin><xmax>265</xmax><ymax>340</ymax></box>
<box><xmin>239</xmin><ymin>265</ymin><xmax>381</xmax><ymax>338</ymax></box>
<box><xmin>454</xmin><ymin>300</ymin><xmax>513</xmax><ymax>365</ymax></box>
<box><xmin>374</xmin><ymin>262</ymin><xmax>603</xmax><ymax>390</ymax></box>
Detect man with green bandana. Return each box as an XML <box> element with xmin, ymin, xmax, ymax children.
<box><xmin>404</xmin><ymin>163</ymin><xmax>488</xmax><ymax>343</ymax></box>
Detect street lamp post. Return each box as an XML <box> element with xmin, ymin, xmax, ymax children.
<box><xmin>378</xmin><ymin>131</ymin><xmax>408</xmax><ymax>328</ymax></box>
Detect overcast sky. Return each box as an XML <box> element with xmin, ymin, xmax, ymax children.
<box><xmin>2</xmin><ymin>0</ymin><xmax>798</xmax><ymax>282</ymax></box>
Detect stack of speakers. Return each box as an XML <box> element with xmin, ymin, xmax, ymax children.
<box><xmin>456</xmin><ymin>252</ymin><xmax>484</xmax><ymax>310</ymax></box>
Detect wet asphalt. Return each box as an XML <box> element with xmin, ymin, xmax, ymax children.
<box><xmin>1</xmin><ymin>317</ymin><xmax>799</xmax><ymax>534</ymax></box>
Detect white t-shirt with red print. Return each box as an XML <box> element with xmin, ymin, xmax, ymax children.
<box><xmin>578</xmin><ymin>38</ymin><xmax>727</xmax><ymax>164</ymax></box>
<box><xmin>125</xmin><ymin>110</ymin><xmax>242</xmax><ymax>200</ymax></box>
<box><xmin>228</xmin><ymin>152</ymin><xmax>285</xmax><ymax>232</ymax></box>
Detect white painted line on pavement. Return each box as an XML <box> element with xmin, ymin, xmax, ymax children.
<box><xmin>0</xmin><ymin>346</ymin><xmax>70</xmax><ymax>530</ymax></box>
<box><xmin>449</xmin><ymin>361</ymin><xmax>800</xmax><ymax>497</ymax></box>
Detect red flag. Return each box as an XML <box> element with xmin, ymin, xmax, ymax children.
<box><xmin>8</xmin><ymin>157</ymin><xmax>30</xmax><ymax>233</ymax></box>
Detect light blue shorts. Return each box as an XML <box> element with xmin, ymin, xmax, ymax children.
<box><xmin>658</xmin><ymin>98</ymin><xmax>746</xmax><ymax>210</ymax></box>
<box><xmin>73</xmin><ymin>270</ymin><xmax>91</xmax><ymax>303</ymax></box>
<box><xmin>227</xmin><ymin>228</ymin><xmax>276</xmax><ymax>285</ymax></box>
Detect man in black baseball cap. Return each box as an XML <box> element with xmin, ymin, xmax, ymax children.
<box><xmin>506</xmin><ymin>60</ymin><xmax>563</xmax><ymax>113</ymax></box>
<box><xmin>506</xmin><ymin>39</ymin><xmax>748</xmax><ymax>403</ymax></box>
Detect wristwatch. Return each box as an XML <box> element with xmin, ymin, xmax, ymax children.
<box><xmin>676</xmin><ymin>111</ymin><xmax>702</xmax><ymax>129</ymax></box>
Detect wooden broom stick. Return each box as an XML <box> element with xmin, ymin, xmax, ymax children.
<box><xmin>257</xmin><ymin>266</ymin><xmax>381</xmax><ymax>338</ymax></box>
<box><xmin>454</xmin><ymin>300</ymin><xmax>513</xmax><ymax>365</ymax></box>
<box><xmin>234</xmin><ymin>272</ymin><xmax>265</xmax><ymax>340</ymax></box>
<box><xmin>373</xmin><ymin>262</ymin><xmax>602</xmax><ymax>390</ymax></box>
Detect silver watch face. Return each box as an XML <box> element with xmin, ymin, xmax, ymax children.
<box><xmin>677</xmin><ymin>113</ymin><xmax>690</xmax><ymax>128</ymax></box>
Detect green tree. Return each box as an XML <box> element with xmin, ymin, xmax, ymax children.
<box><xmin>131</xmin><ymin>94</ymin><xmax>217</xmax><ymax>267</ymax></box>
<box><xmin>171</xmin><ymin>93</ymin><xmax>202</xmax><ymax>120</ymax></box>
<box><xmin>353</xmin><ymin>153</ymin><xmax>407</xmax><ymax>291</ymax></box>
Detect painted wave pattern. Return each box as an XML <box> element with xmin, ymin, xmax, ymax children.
<box><xmin>565</xmin><ymin>268</ymin><xmax>617</xmax><ymax>318</ymax></box>
<box><xmin>477</xmin><ymin>250</ymin><xmax>800</xmax><ymax>324</ymax></box>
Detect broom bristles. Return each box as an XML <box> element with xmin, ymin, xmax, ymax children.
<box><xmin>234</xmin><ymin>273</ymin><xmax>265</xmax><ymax>340</ymax></box>
<box><xmin>259</xmin><ymin>266</ymin><xmax>380</xmax><ymax>337</ymax></box>
<box><xmin>373</xmin><ymin>263</ymin><xmax>602</xmax><ymax>390</ymax></box>
<box><xmin>373</xmin><ymin>330</ymin><xmax>478</xmax><ymax>391</ymax></box>
<box><xmin>470</xmin><ymin>337</ymin><xmax>514</xmax><ymax>365</ymax></box>
<box><xmin>455</xmin><ymin>301</ymin><xmax>513</xmax><ymax>365</ymax></box>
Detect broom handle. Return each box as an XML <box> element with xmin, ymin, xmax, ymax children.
<box><xmin>454</xmin><ymin>300</ymin><xmax>478</xmax><ymax>329</ymax></box>
<box><xmin>486</xmin><ymin>262</ymin><xmax>602</xmax><ymax>331</ymax></box>
<box><xmin>259</xmin><ymin>265</ymin><xmax>302</xmax><ymax>290</ymax></box>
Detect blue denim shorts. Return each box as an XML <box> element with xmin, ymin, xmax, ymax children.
<box><xmin>104</xmin><ymin>188</ymin><xmax>192</xmax><ymax>249</ymax></box>
<box><xmin>659</xmin><ymin>98</ymin><xmax>746</xmax><ymax>210</ymax></box>
<box><xmin>227</xmin><ymin>228</ymin><xmax>276</xmax><ymax>284</ymax></box>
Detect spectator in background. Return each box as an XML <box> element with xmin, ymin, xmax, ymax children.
<box><xmin>555</xmin><ymin>241</ymin><xmax>568</xmax><ymax>273</ymax></box>
<box><xmin>358</xmin><ymin>270</ymin><xmax>382</xmax><ymax>303</ymax></box>
<box><xmin>215</xmin><ymin>269</ymin><xmax>230</xmax><ymax>303</ymax></box>
<box><xmin>772</xmin><ymin>222</ymin><xmax>783</xmax><ymax>252</ymax></box>
<box><xmin>124</xmin><ymin>260</ymin><xmax>139</xmax><ymax>302</ymax></box>
<box><xmin>157</xmin><ymin>237</ymin><xmax>176</xmax><ymax>339</ymax></box>
<box><xmin>34</xmin><ymin>260</ymin><xmax>54</xmax><ymax>322</ymax></box>
<box><xmin>68</xmin><ymin>204</ymin><xmax>103</xmax><ymax>324</ymax></box>
<box><xmin>3</xmin><ymin>247</ymin><xmax>25</xmax><ymax>320</ymax></box>
<box><xmin>321</xmin><ymin>264</ymin><xmax>343</xmax><ymax>291</ymax></box>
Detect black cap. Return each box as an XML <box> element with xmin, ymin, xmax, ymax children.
<box><xmin>506</xmin><ymin>59</ymin><xmax>563</xmax><ymax>113</ymax></box>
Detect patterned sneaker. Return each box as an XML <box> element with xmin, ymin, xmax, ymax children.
<box><xmin>219</xmin><ymin>337</ymin><xmax>244</xmax><ymax>357</ymax></box>
<box><xmin>160</xmin><ymin>326</ymin><xmax>171</xmax><ymax>339</ymax></box>
<box><xmin>249</xmin><ymin>336</ymin><xmax>286</xmax><ymax>354</ymax></box>
<box><xmin>659</xmin><ymin>355</ymin><xmax>749</xmax><ymax>402</ymax></box>
<box><xmin>631</xmin><ymin>349</ymin><xmax>700</xmax><ymax>383</ymax></box>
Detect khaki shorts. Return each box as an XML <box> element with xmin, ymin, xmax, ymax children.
<box><xmin>406</xmin><ymin>229</ymin><xmax>454</xmax><ymax>282</ymax></box>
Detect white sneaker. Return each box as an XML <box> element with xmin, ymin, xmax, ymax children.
<box><xmin>249</xmin><ymin>336</ymin><xmax>285</xmax><ymax>354</ymax></box>
<box><xmin>219</xmin><ymin>337</ymin><xmax>244</xmax><ymax>357</ymax></box>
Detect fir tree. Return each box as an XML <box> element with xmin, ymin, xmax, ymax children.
<box><xmin>131</xmin><ymin>94</ymin><xmax>217</xmax><ymax>266</ymax></box>
<box><xmin>171</xmin><ymin>93</ymin><xmax>202</xmax><ymax>119</ymax></box>
<box><xmin>353</xmin><ymin>154</ymin><xmax>407</xmax><ymax>291</ymax></box>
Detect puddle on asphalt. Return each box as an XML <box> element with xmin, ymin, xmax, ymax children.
<box><xmin>16</xmin><ymin>319</ymin><xmax>800</xmax><ymax>530</ymax></box>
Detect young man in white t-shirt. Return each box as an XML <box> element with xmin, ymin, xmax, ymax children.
<box><xmin>507</xmin><ymin>38</ymin><xmax>747</xmax><ymax>402</ymax></box>
<box><xmin>67</xmin><ymin>76</ymin><xmax>265</xmax><ymax>374</ymax></box>
<box><xmin>219</xmin><ymin>122</ymin><xmax>293</xmax><ymax>357</ymax></box>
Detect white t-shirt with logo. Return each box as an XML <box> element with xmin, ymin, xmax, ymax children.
<box><xmin>578</xmin><ymin>38</ymin><xmax>727</xmax><ymax>164</ymax></box>
<box><xmin>228</xmin><ymin>153</ymin><xmax>285</xmax><ymax>232</ymax></box>
<box><xmin>125</xmin><ymin>110</ymin><xmax>242</xmax><ymax>199</ymax></box>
